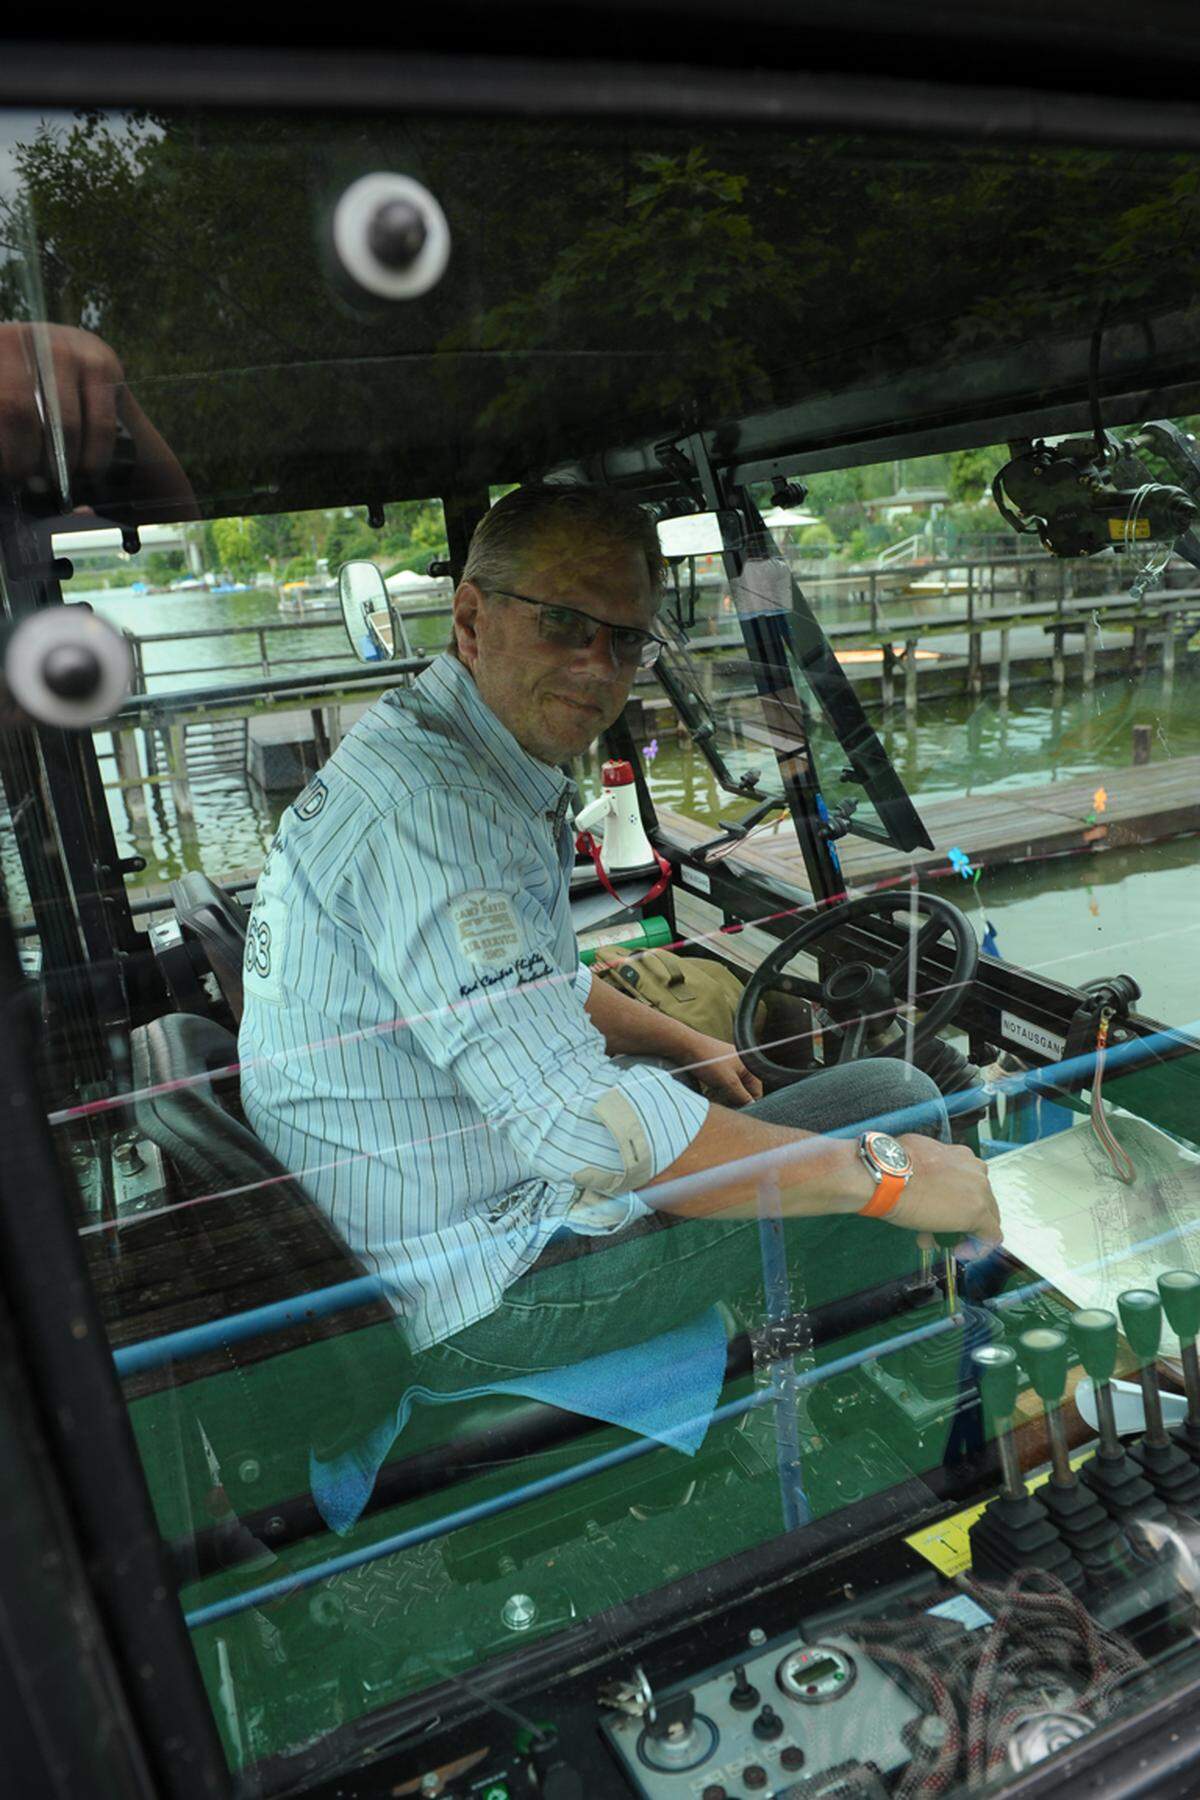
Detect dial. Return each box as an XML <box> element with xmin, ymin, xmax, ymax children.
<box><xmin>776</xmin><ymin>1644</ymin><xmax>857</xmax><ymax>1703</ymax></box>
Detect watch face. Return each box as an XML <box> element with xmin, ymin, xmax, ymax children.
<box><xmin>867</xmin><ymin>1132</ymin><xmax>910</xmax><ymax>1175</ymax></box>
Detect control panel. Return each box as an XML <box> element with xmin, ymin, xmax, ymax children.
<box><xmin>601</xmin><ymin>1630</ymin><xmax>919</xmax><ymax>1800</ymax></box>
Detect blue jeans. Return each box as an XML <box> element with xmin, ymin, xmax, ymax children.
<box><xmin>413</xmin><ymin>1058</ymin><xmax>949</xmax><ymax>1391</ymax></box>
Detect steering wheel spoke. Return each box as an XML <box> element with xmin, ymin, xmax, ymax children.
<box><xmin>833</xmin><ymin>1014</ymin><xmax>870</xmax><ymax>1065</ymax></box>
<box><xmin>884</xmin><ymin>911</ymin><xmax>948</xmax><ymax>984</ymax></box>
<box><xmin>762</xmin><ymin>971</ymin><xmax>822</xmax><ymax>1004</ymax></box>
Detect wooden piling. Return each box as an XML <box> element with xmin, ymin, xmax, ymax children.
<box><xmin>880</xmin><ymin>643</ymin><xmax>895</xmax><ymax>712</ymax></box>
<box><xmin>111</xmin><ymin>730</ymin><xmax>147</xmax><ymax>823</ymax></box>
<box><xmin>1051</xmin><ymin>628</ymin><xmax>1065</xmax><ymax>689</ymax></box>
<box><xmin>1132</xmin><ymin>624</ymin><xmax>1148</xmax><ymax>676</ymax></box>
<box><xmin>1083</xmin><ymin>617</ymin><xmax>1096</xmax><ymax>690</ymax></box>
<box><xmin>967</xmin><ymin>630</ymin><xmax>983</xmax><ymax>698</ymax></box>
<box><xmin>997</xmin><ymin>628</ymin><xmax>1011</xmax><ymax>702</ymax></box>
<box><xmin>1162</xmin><ymin>626</ymin><xmax>1177</xmax><ymax>680</ymax></box>
<box><xmin>904</xmin><ymin>637</ymin><xmax>919</xmax><ymax>714</ymax></box>
<box><xmin>165</xmin><ymin>724</ymin><xmax>195</xmax><ymax>821</ymax></box>
<box><xmin>1132</xmin><ymin>723</ymin><xmax>1152</xmax><ymax>766</ymax></box>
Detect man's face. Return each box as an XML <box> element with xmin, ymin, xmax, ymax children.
<box><xmin>452</xmin><ymin>526</ymin><xmax>658</xmax><ymax>765</ymax></box>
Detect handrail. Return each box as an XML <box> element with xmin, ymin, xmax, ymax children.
<box><xmin>875</xmin><ymin>531</ymin><xmax>925</xmax><ymax>567</ymax></box>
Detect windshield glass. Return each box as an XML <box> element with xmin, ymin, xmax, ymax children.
<box><xmin>6</xmin><ymin>99</ymin><xmax>1200</xmax><ymax>1800</ymax></box>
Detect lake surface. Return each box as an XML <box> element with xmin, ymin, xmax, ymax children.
<box><xmin>8</xmin><ymin>583</ymin><xmax>1197</xmax><ymax>1028</ymax></box>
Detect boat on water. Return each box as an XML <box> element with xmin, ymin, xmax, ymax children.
<box><xmin>277</xmin><ymin>573</ymin><xmax>339</xmax><ymax>616</ymax></box>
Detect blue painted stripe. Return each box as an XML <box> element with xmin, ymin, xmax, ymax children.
<box><xmin>112</xmin><ymin>1275</ymin><xmax>386</xmax><ymax>1376</ymax></box>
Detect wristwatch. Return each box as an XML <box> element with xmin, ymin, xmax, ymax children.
<box><xmin>856</xmin><ymin>1130</ymin><xmax>914</xmax><ymax>1217</ymax></box>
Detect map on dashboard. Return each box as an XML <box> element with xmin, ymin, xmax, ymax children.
<box><xmin>989</xmin><ymin>1110</ymin><xmax>1200</xmax><ymax>1356</ymax></box>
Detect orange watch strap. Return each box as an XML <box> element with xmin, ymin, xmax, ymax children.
<box><xmin>859</xmin><ymin>1170</ymin><xmax>906</xmax><ymax>1218</ymax></box>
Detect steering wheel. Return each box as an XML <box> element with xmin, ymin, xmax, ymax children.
<box><xmin>733</xmin><ymin>890</ymin><xmax>979</xmax><ymax>1086</ymax></box>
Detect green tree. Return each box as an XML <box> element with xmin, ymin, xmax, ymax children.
<box><xmin>210</xmin><ymin>516</ymin><xmax>258</xmax><ymax>581</ymax></box>
<box><xmin>947</xmin><ymin>446</ymin><xmax>1006</xmax><ymax>503</ymax></box>
<box><xmin>251</xmin><ymin>511</ymin><xmax>302</xmax><ymax>569</ymax></box>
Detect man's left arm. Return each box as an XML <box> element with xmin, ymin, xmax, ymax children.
<box><xmin>583</xmin><ymin>969</ymin><xmax>762</xmax><ymax>1108</ymax></box>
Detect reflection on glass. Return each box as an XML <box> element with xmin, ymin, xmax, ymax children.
<box><xmin>4</xmin><ymin>100</ymin><xmax>1200</xmax><ymax>1800</ymax></box>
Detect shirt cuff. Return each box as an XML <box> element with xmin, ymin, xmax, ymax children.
<box><xmin>606</xmin><ymin>1059</ymin><xmax>710</xmax><ymax>1185</ymax></box>
<box><xmin>573</xmin><ymin>958</ymin><xmax>593</xmax><ymax>1004</ymax></box>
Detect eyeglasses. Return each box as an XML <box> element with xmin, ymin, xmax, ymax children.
<box><xmin>488</xmin><ymin>588</ymin><xmax>667</xmax><ymax>669</ymax></box>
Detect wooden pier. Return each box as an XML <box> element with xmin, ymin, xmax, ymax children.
<box><xmin>658</xmin><ymin>752</ymin><xmax>1200</xmax><ymax>896</ymax></box>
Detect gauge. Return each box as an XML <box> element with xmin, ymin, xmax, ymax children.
<box><xmin>776</xmin><ymin>1644</ymin><xmax>857</xmax><ymax>1703</ymax></box>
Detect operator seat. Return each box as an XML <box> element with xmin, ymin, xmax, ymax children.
<box><xmin>168</xmin><ymin>871</ymin><xmax>250</xmax><ymax>1024</ymax></box>
<box><xmin>120</xmin><ymin>1012</ymin><xmax>391</xmax><ymax>1360</ymax></box>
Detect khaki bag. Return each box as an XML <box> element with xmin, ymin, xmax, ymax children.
<box><xmin>592</xmin><ymin>946</ymin><xmax>764</xmax><ymax>1041</ymax></box>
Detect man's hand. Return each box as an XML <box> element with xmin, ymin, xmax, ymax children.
<box><xmin>0</xmin><ymin>323</ymin><xmax>125</xmax><ymax>489</ymax></box>
<box><xmin>883</xmin><ymin>1135</ymin><xmax>1002</xmax><ymax>1245</ymax></box>
<box><xmin>679</xmin><ymin>1030</ymin><xmax>763</xmax><ymax>1107</ymax></box>
<box><xmin>0</xmin><ymin>322</ymin><xmax>196</xmax><ymax>519</ymax></box>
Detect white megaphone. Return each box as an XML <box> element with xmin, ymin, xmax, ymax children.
<box><xmin>574</xmin><ymin>759</ymin><xmax>658</xmax><ymax>873</ymax></box>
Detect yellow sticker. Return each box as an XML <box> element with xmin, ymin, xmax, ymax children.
<box><xmin>1108</xmin><ymin>516</ymin><xmax>1150</xmax><ymax>540</ymax></box>
<box><xmin>905</xmin><ymin>1450</ymin><xmax>1095</xmax><ymax>1577</ymax></box>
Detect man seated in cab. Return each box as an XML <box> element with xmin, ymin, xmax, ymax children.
<box><xmin>239</xmin><ymin>484</ymin><xmax>1000</xmax><ymax>1396</ymax></box>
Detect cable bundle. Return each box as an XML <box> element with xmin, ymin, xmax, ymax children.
<box><xmin>846</xmin><ymin>1568</ymin><xmax>1145</xmax><ymax>1795</ymax></box>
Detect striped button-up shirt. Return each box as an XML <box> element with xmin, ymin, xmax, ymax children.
<box><xmin>238</xmin><ymin>654</ymin><xmax>709</xmax><ymax>1350</ymax></box>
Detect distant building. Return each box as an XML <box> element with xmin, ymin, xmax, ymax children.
<box><xmin>863</xmin><ymin>486</ymin><xmax>949</xmax><ymax>525</ymax></box>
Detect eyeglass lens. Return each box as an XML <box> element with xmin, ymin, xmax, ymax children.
<box><xmin>538</xmin><ymin>606</ymin><xmax>656</xmax><ymax>665</ymax></box>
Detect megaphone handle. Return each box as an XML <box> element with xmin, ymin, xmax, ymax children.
<box><xmin>574</xmin><ymin>830</ymin><xmax>673</xmax><ymax>908</ymax></box>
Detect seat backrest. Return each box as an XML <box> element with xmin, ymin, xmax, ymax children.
<box><xmin>169</xmin><ymin>871</ymin><xmax>250</xmax><ymax>1023</ymax></box>
<box><xmin>120</xmin><ymin>1013</ymin><xmax>387</xmax><ymax>1384</ymax></box>
<box><xmin>130</xmin><ymin>1010</ymin><xmax>291</xmax><ymax>1199</ymax></box>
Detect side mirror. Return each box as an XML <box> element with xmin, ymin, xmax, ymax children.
<box><xmin>656</xmin><ymin>509</ymin><xmax>743</xmax><ymax>560</ymax></box>
<box><xmin>338</xmin><ymin>560</ymin><xmax>394</xmax><ymax>662</ymax></box>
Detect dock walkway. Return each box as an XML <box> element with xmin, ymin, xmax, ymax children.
<box><xmin>657</xmin><ymin>753</ymin><xmax>1200</xmax><ymax>895</ymax></box>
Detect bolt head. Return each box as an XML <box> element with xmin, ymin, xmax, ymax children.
<box><xmin>501</xmin><ymin>1593</ymin><xmax>538</xmax><ymax>1632</ymax></box>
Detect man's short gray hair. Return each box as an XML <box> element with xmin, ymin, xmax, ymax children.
<box><xmin>461</xmin><ymin>484</ymin><xmax>666</xmax><ymax>598</ymax></box>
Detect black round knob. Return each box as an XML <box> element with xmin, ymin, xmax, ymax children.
<box><xmin>367</xmin><ymin>199</ymin><xmax>428</xmax><ymax>270</ymax></box>
<box><xmin>743</xmin><ymin>1767</ymin><xmax>768</xmax><ymax>1792</ymax></box>
<box><xmin>752</xmin><ymin>1705</ymin><xmax>784</xmax><ymax>1741</ymax></box>
<box><xmin>41</xmin><ymin>643</ymin><xmax>102</xmax><ymax>700</ymax></box>
<box><xmin>730</xmin><ymin>1664</ymin><xmax>760</xmax><ymax>1711</ymax></box>
<box><xmin>781</xmin><ymin>1744</ymin><xmax>806</xmax><ymax>1770</ymax></box>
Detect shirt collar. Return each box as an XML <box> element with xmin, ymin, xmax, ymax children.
<box><xmin>414</xmin><ymin>653</ymin><xmax>575</xmax><ymax>817</ymax></box>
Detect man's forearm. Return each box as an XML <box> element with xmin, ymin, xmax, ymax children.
<box><xmin>643</xmin><ymin>1104</ymin><xmax>873</xmax><ymax>1221</ymax></box>
<box><xmin>583</xmin><ymin>966</ymin><xmax>694</xmax><ymax>1059</ymax></box>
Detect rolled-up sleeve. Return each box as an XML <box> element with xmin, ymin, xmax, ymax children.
<box><xmin>346</xmin><ymin>788</ymin><xmax>708</xmax><ymax>1195</ymax></box>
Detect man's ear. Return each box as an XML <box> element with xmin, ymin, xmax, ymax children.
<box><xmin>452</xmin><ymin>581</ymin><xmax>483</xmax><ymax>670</ymax></box>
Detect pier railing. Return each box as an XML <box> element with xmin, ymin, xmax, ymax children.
<box><xmin>120</xmin><ymin>550</ymin><xmax>1176</xmax><ymax>692</ymax></box>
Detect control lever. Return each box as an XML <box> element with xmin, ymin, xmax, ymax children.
<box><xmin>1074</xmin><ymin>1308</ymin><xmax>1167</xmax><ymax>1527</ymax></box>
<box><xmin>934</xmin><ymin>1233</ymin><xmax>960</xmax><ymax>1318</ymax></box>
<box><xmin>1016</xmin><ymin>1327</ymin><xmax>1122</xmax><ymax>1582</ymax></box>
<box><xmin>967</xmin><ymin>1345</ymin><xmax>1083</xmax><ymax>1589</ymax></box>
<box><xmin>1118</xmin><ymin>1289</ymin><xmax>1200</xmax><ymax>1511</ymax></box>
<box><xmin>1158</xmin><ymin>1270</ymin><xmax>1200</xmax><ymax>1465</ymax></box>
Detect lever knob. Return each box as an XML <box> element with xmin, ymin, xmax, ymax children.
<box><xmin>1118</xmin><ymin>1289</ymin><xmax>1163</xmax><ymax>1366</ymax></box>
<box><xmin>1017</xmin><ymin>1326</ymin><xmax>1070</xmax><ymax>1405</ymax></box>
<box><xmin>1072</xmin><ymin>1309</ymin><xmax>1117</xmax><ymax>1386</ymax></box>
<box><xmin>1158</xmin><ymin>1270</ymin><xmax>1200</xmax><ymax>1346</ymax></box>
<box><xmin>974</xmin><ymin>1344</ymin><xmax>1019</xmax><ymax>1422</ymax></box>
